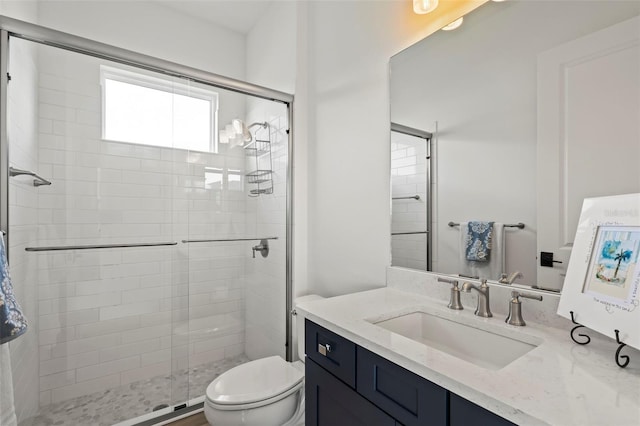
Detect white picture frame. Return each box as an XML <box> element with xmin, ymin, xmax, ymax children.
<box><xmin>558</xmin><ymin>193</ymin><xmax>640</xmax><ymax>351</ymax></box>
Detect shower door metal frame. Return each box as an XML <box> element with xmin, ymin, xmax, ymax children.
<box><xmin>0</xmin><ymin>9</ymin><xmax>296</xmax><ymax>382</ymax></box>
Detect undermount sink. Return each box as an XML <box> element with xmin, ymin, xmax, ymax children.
<box><xmin>371</xmin><ymin>311</ymin><xmax>539</xmax><ymax>370</ymax></box>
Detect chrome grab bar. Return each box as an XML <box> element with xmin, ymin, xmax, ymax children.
<box><xmin>25</xmin><ymin>241</ymin><xmax>177</xmax><ymax>252</ymax></box>
<box><xmin>182</xmin><ymin>237</ymin><xmax>278</xmax><ymax>243</ymax></box>
<box><xmin>448</xmin><ymin>221</ymin><xmax>525</xmax><ymax>229</ymax></box>
<box><xmin>392</xmin><ymin>195</ymin><xmax>420</xmax><ymax>201</ymax></box>
<box><xmin>9</xmin><ymin>166</ymin><xmax>51</xmax><ymax>187</ymax></box>
<box><xmin>391</xmin><ymin>231</ymin><xmax>428</xmax><ymax>235</ymax></box>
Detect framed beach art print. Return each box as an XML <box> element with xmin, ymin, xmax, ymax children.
<box><xmin>558</xmin><ymin>193</ymin><xmax>640</xmax><ymax>351</ymax></box>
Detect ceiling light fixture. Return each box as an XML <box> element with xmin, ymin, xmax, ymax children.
<box><xmin>441</xmin><ymin>17</ymin><xmax>464</xmax><ymax>31</ymax></box>
<box><xmin>413</xmin><ymin>0</ymin><xmax>439</xmax><ymax>15</ymax></box>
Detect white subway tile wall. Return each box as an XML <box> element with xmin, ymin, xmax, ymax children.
<box><xmin>390</xmin><ymin>132</ymin><xmax>428</xmax><ymax>271</ymax></box>
<box><xmin>20</xmin><ymin>44</ymin><xmax>287</xmax><ymax>408</ymax></box>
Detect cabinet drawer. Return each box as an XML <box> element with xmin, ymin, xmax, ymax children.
<box><xmin>305</xmin><ymin>320</ymin><xmax>356</xmax><ymax>388</ymax></box>
<box><xmin>450</xmin><ymin>393</ymin><xmax>515</xmax><ymax>426</ymax></box>
<box><xmin>357</xmin><ymin>347</ymin><xmax>448</xmax><ymax>426</ymax></box>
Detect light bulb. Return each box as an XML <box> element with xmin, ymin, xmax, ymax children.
<box><xmin>442</xmin><ymin>17</ymin><xmax>464</xmax><ymax>31</ymax></box>
<box><xmin>413</xmin><ymin>0</ymin><xmax>439</xmax><ymax>15</ymax></box>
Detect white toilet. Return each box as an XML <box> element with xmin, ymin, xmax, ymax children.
<box><xmin>204</xmin><ymin>295</ymin><xmax>323</xmax><ymax>426</ymax></box>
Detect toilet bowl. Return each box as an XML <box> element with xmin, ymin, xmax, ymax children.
<box><xmin>204</xmin><ymin>295</ymin><xmax>322</xmax><ymax>425</ymax></box>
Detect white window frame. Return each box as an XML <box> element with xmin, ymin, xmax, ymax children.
<box><xmin>100</xmin><ymin>65</ymin><xmax>219</xmax><ymax>152</ymax></box>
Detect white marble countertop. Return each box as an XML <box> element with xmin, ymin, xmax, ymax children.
<box><xmin>296</xmin><ymin>287</ymin><xmax>640</xmax><ymax>426</ymax></box>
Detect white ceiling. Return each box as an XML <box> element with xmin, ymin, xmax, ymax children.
<box><xmin>158</xmin><ymin>0</ymin><xmax>274</xmax><ymax>34</ymax></box>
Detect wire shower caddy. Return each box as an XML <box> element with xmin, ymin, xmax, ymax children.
<box><xmin>245</xmin><ymin>122</ymin><xmax>273</xmax><ymax>196</ymax></box>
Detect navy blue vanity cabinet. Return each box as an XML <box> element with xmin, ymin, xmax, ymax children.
<box><xmin>357</xmin><ymin>346</ymin><xmax>448</xmax><ymax>426</ymax></box>
<box><xmin>449</xmin><ymin>393</ymin><xmax>516</xmax><ymax>426</ymax></box>
<box><xmin>306</xmin><ymin>357</ymin><xmax>397</xmax><ymax>426</ymax></box>
<box><xmin>305</xmin><ymin>319</ymin><xmax>515</xmax><ymax>426</ymax></box>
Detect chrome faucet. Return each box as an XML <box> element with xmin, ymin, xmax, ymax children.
<box><xmin>498</xmin><ymin>271</ymin><xmax>523</xmax><ymax>284</ymax></box>
<box><xmin>437</xmin><ymin>277</ymin><xmax>463</xmax><ymax>310</ymax></box>
<box><xmin>505</xmin><ymin>290</ymin><xmax>543</xmax><ymax>326</ymax></box>
<box><xmin>461</xmin><ymin>279</ymin><xmax>492</xmax><ymax>317</ymax></box>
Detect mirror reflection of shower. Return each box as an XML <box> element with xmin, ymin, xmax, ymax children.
<box><xmin>390</xmin><ymin>123</ymin><xmax>433</xmax><ymax>271</ymax></box>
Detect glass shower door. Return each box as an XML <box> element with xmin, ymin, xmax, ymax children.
<box><xmin>5</xmin><ymin>29</ymin><xmax>291</xmax><ymax>426</ymax></box>
<box><xmin>8</xmin><ymin>36</ymin><xmax>191</xmax><ymax>425</ymax></box>
<box><xmin>181</xmin><ymin>90</ymin><xmax>290</xmax><ymax>401</ymax></box>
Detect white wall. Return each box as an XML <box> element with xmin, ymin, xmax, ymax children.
<box><xmin>303</xmin><ymin>1</ymin><xmax>441</xmax><ymax>296</ymax></box>
<box><xmin>36</xmin><ymin>0</ymin><xmax>246</xmax><ymax>80</ymax></box>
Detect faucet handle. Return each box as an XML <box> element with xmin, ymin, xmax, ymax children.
<box><xmin>438</xmin><ymin>277</ymin><xmax>463</xmax><ymax>310</ymax></box>
<box><xmin>506</xmin><ymin>291</ymin><xmax>543</xmax><ymax>326</ymax></box>
<box><xmin>512</xmin><ymin>290</ymin><xmax>543</xmax><ymax>302</ymax></box>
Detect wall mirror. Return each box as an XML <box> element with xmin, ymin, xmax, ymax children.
<box><xmin>390</xmin><ymin>0</ymin><xmax>640</xmax><ymax>292</ymax></box>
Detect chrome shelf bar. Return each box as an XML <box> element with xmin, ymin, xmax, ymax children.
<box><xmin>182</xmin><ymin>237</ymin><xmax>278</xmax><ymax>244</ymax></box>
<box><xmin>392</xmin><ymin>231</ymin><xmax>428</xmax><ymax>235</ymax></box>
<box><xmin>448</xmin><ymin>221</ymin><xmax>525</xmax><ymax>229</ymax></box>
<box><xmin>25</xmin><ymin>241</ymin><xmax>178</xmax><ymax>252</ymax></box>
<box><xmin>9</xmin><ymin>166</ymin><xmax>51</xmax><ymax>187</ymax></box>
<box><xmin>392</xmin><ymin>195</ymin><xmax>420</xmax><ymax>201</ymax></box>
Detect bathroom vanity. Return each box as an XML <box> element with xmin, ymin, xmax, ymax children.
<box><xmin>298</xmin><ymin>287</ymin><xmax>640</xmax><ymax>426</ymax></box>
<box><xmin>305</xmin><ymin>319</ymin><xmax>514</xmax><ymax>426</ymax></box>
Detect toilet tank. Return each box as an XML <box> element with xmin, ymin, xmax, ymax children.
<box><xmin>294</xmin><ymin>295</ymin><xmax>324</xmax><ymax>361</ymax></box>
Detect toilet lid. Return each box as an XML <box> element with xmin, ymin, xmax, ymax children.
<box><xmin>206</xmin><ymin>356</ymin><xmax>304</xmax><ymax>405</ymax></box>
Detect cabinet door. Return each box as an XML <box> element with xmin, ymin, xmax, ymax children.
<box><xmin>306</xmin><ymin>358</ymin><xmax>396</xmax><ymax>426</ymax></box>
<box><xmin>450</xmin><ymin>393</ymin><xmax>515</xmax><ymax>426</ymax></box>
<box><xmin>357</xmin><ymin>347</ymin><xmax>448</xmax><ymax>426</ymax></box>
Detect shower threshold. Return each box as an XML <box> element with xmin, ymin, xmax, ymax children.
<box><xmin>19</xmin><ymin>354</ymin><xmax>249</xmax><ymax>426</ymax></box>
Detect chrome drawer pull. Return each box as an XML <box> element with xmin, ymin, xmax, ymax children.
<box><xmin>318</xmin><ymin>343</ymin><xmax>332</xmax><ymax>356</ymax></box>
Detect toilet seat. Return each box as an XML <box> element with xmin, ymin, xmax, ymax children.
<box><xmin>206</xmin><ymin>356</ymin><xmax>304</xmax><ymax>411</ymax></box>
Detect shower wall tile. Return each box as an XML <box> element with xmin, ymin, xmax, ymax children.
<box><xmin>75</xmin><ymin>355</ymin><xmax>141</xmax><ymax>382</ymax></box>
<box><xmin>49</xmin><ymin>374</ymin><xmax>122</xmax><ymax>404</ymax></box>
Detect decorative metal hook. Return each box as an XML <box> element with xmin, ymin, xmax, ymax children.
<box><xmin>614</xmin><ymin>330</ymin><xmax>630</xmax><ymax>369</ymax></box>
<box><xmin>569</xmin><ymin>311</ymin><xmax>591</xmax><ymax>345</ymax></box>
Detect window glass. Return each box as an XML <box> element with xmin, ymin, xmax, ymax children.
<box><xmin>102</xmin><ymin>67</ymin><xmax>217</xmax><ymax>152</ymax></box>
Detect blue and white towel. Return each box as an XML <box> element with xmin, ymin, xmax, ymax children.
<box><xmin>464</xmin><ymin>221</ymin><xmax>494</xmax><ymax>262</ymax></box>
<box><xmin>459</xmin><ymin>222</ymin><xmax>505</xmax><ymax>281</ymax></box>
<box><xmin>0</xmin><ymin>236</ymin><xmax>27</xmax><ymax>345</ymax></box>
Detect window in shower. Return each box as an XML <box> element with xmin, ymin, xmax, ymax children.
<box><xmin>101</xmin><ymin>66</ymin><xmax>219</xmax><ymax>152</ymax></box>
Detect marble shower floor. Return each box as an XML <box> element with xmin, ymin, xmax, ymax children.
<box><xmin>20</xmin><ymin>354</ymin><xmax>250</xmax><ymax>426</ymax></box>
